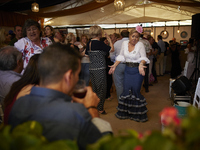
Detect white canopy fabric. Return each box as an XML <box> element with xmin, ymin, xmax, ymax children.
<box><xmin>42</xmin><ymin>0</ymin><xmax>200</xmax><ymax>26</ymax></box>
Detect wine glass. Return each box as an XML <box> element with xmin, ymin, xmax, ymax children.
<box><xmin>73</xmin><ymin>79</ymin><xmax>87</xmax><ymax>98</ymax></box>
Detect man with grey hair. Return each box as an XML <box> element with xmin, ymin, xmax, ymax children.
<box><xmin>0</xmin><ymin>46</ymin><xmax>23</xmax><ymax>103</ymax></box>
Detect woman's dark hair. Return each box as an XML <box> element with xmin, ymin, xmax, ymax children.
<box><xmin>4</xmin><ymin>54</ymin><xmax>40</xmax><ymax>107</ymax></box>
<box><xmin>22</xmin><ymin>19</ymin><xmax>41</xmax><ymax>37</ymax></box>
<box><xmin>100</xmin><ymin>37</ymin><xmax>107</xmax><ymax>42</ymax></box>
<box><xmin>157</xmin><ymin>35</ymin><xmax>162</xmax><ymax>40</ymax></box>
<box><xmin>188</xmin><ymin>38</ymin><xmax>194</xmax><ymax>44</ymax></box>
<box><xmin>44</xmin><ymin>25</ymin><xmax>55</xmax><ymax>36</ymax></box>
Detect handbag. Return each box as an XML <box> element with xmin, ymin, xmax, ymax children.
<box><xmin>149</xmin><ymin>73</ymin><xmax>155</xmax><ymax>83</ymax></box>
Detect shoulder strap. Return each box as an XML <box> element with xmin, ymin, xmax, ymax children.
<box><xmin>89</xmin><ymin>41</ymin><xmax>92</xmax><ymax>51</ymax></box>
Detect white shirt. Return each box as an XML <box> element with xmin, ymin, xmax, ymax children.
<box><xmin>110</xmin><ymin>37</ymin><xmax>129</xmax><ymax>62</ymax></box>
<box><xmin>15</xmin><ymin>37</ymin><xmax>52</xmax><ymax>69</ymax></box>
<box><xmin>116</xmin><ymin>40</ymin><xmax>150</xmax><ymax>64</ymax></box>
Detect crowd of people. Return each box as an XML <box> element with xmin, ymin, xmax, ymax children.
<box><xmin>0</xmin><ymin>18</ymin><xmax>195</xmax><ymax>149</ymax></box>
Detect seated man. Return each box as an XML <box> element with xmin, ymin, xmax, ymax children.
<box><xmin>8</xmin><ymin>43</ymin><xmax>112</xmax><ymax>150</ymax></box>
<box><xmin>0</xmin><ymin>46</ymin><xmax>23</xmax><ymax>103</ymax></box>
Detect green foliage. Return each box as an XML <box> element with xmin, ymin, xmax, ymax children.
<box><xmin>181</xmin><ymin>106</ymin><xmax>200</xmax><ymax>150</ymax></box>
<box><xmin>0</xmin><ymin>121</ymin><xmax>78</xmax><ymax>150</ymax></box>
<box><xmin>88</xmin><ymin>106</ymin><xmax>200</xmax><ymax>150</ymax></box>
<box><xmin>142</xmin><ymin>131</ymin><xmax>177</xmax><ymax>150</ymax></box>
<box><xmin>1</xmin><ymin>106</ymin><xmax>200</xmax><ymax>150</ymax></box>
<box><xmin>87</xmin><ymin>130</ymin><xmax>140</xmax><ymax>150</ymax></box>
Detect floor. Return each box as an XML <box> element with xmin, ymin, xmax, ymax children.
<box><xmin>100</xmin><ymin>74</ymin><xmax>172</xmax><ymax>135</ymax></box>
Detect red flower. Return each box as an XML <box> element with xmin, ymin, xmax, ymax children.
<box><xmin>160</xmin><ymin>107</ymin><xmax>181</xmax><ymax>126</ymax></box>
<box><xmin>144</xmin><ymin>130</ymin><xmax>152</xmax><ymax>136</ymax></box>
<box><xmin>134</xmin><ymin>145</ymin><xmax>143</xmax><ymax>150</ymax></box>
<box><xmin>160</xmin><ymin>107</ymin><xmax>178</xmax><ymax>118</ymax></box>
<box><xmin>173</xmin><ymin>117</ymin><xmax>181</xmax><ymax>125</ymax></box>
<box><xmin>138</xmin><ymin>133</ymin><xmax>143</xmax><ymax>139</ymax></box>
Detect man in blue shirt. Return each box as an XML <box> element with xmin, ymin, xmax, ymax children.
<box><xmin>8</xmin><ymin>43</ymin><xmax>112</xmax><ymax>150</ymax></box>
<box><xmin>156</xmin><ymin>35</ymin><xmax>166</xmax><ymax>76</ymax></box>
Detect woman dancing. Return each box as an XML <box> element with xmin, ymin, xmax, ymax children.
<box><xmin>109</xmin><ymin>26</ymin><xmax>149</xmax><ymax>122</ymax></box>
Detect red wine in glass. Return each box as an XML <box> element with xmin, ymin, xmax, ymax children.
<box><xmin>73</xmin><ymin>88</ymin><xmax>87</xmax><ymax>98</ymax></box>
<box><xmin>73</xmin><ymin>80</ymin><xmax>87</xmax><ymax>98</ymax></box>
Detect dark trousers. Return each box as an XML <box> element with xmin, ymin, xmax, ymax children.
<box><xmin>144</xmin><ymin>64</ymin><xmax>149</xmax><ymax>91</ymax></box>
<box><xmin>152</xmin><ymin>58</ymin><xmax>157</xmax><ymax>81</ymax></box>
<box><xmin>90</xmin><ymin>69</ymin><xmax>107</xmax><ymax>111</ymax></box>
<box><xmin>106</xmin><ymin>71</ymin><xmax>113</xmax><ymax>98</ymax></box>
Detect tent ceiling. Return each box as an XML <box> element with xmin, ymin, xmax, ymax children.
<box><xmin>0</xmin><ymin>0</ymin><xmax>200</xmax><ymax>26</ymax></box>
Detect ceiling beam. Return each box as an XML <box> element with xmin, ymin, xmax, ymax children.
<box><xmin>28</xmin><ymin>0</ymin><xmax>114</xmax><ymax>18</ymax></box>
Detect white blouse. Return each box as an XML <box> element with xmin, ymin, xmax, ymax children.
<box><xmin>116</xmin><ymin>40</ymin><xmax>150</xmax><ymax>64</ymax></box>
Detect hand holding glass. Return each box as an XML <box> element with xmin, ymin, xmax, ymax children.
<box><xmin>73</xmin><ymin>80</ymin><xmax>87</xmax><ymax>98</ymax></box>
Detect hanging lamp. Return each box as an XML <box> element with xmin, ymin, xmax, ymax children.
<box><xmin>177</xmin><ymin>21</ymin><xmax>180</xmax><ymax>33</ymax></box>
<box><xmin>114</xmin><ymin>0</ymin><xmax>125</xmax><ymax>12</ymax></box>
<box><xmin>164</xmin><ymin>22</ymin><xmax>167</xmax><ymax>35</ymax></box>
<box><xmin>151</xmin><ymin>22</ymin><xmax>153</xmax><ymax>35</ymax></box>
<box><xmin>31</xmin><ymin>2</ymin><xmax>39</xmax><ymax>12</ymax></box>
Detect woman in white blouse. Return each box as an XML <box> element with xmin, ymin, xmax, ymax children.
<box><xmin>109</xmin><ymin>26</ymin><xmax>150</xmax><ymax>122</ymax></box>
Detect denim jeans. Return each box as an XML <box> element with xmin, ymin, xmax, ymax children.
<box><xmin>79</xmin><ymin>63</ymin><xmax>90</xmax><ymax>86</ymax></box>
<box><xmin>113</xmin><ymin>63</ymin><xmax>126</xmax><ymax>101</ymax></box>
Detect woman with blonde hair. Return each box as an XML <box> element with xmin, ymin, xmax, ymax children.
<box><xmin>86</xmin><ymin>25</ymin><xmax>114</xmax><ymax>114</ymax></box>
<box><xmin>109</xmin><ymin>26</ymin><xmax>149</xmax><ymax>122</ymax></box>
<box><xmin>65</xmin><ymin>33</ymin><xmax>79</xmax><ymax>51</ymax></box>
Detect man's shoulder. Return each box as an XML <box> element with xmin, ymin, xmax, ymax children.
<box><xmin>0</xmin><ymin>70</ymin><xmax>21</xmax><ymax>81</ymax></box>
<box><xmin>137</xmin><ymin>41</ymin><xmax>145</xmax><ymax>46</ymax></box>
<box><xmin>9</xmin><ymin>38</ymin><xmax>18</xmax><ymax>46</ymax></box>
<box><xmin>114</xmin><ymin>38</ymin><xmax>128</xmax><ymax>45</ymax></box>
<box><xmin>13</xmin><ymin>91</ymin><xmax>90</xmax><ymax>119</ymax></box>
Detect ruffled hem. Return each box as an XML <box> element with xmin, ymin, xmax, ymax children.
<box><xmin>118</xmin><ymin>102</ymin><xmax>148</xmax><ymax>108</ymax></box>
<box><xmin>120</xmin><ymin>94</ymin><xmax>146</xmax><ymax>103</ymax></box>
<box><xmin>115</xmin><ymin>113</ymin><xmax>148</xmax><ymax>122</ymax></box>
<box><xmin>116</xmin><ymin>92</ymin><xmax>148</xmax><ymax>122</ymax></box>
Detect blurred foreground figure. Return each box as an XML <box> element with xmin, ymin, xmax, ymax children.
<box><xmin>8</xmin><ymin>43</ymin><xmax>112</xmax><ymax>150</ymax></box>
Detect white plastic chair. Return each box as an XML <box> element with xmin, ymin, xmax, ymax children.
<box><xmin>169</xmin><ymin>78</ymin><xmax>175</xmax><ymax>99</ymax></box>
<box><xmin>193</xmin><ymin>78</ymin><xmax>200</xmax><ymax>109</ymax></box>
